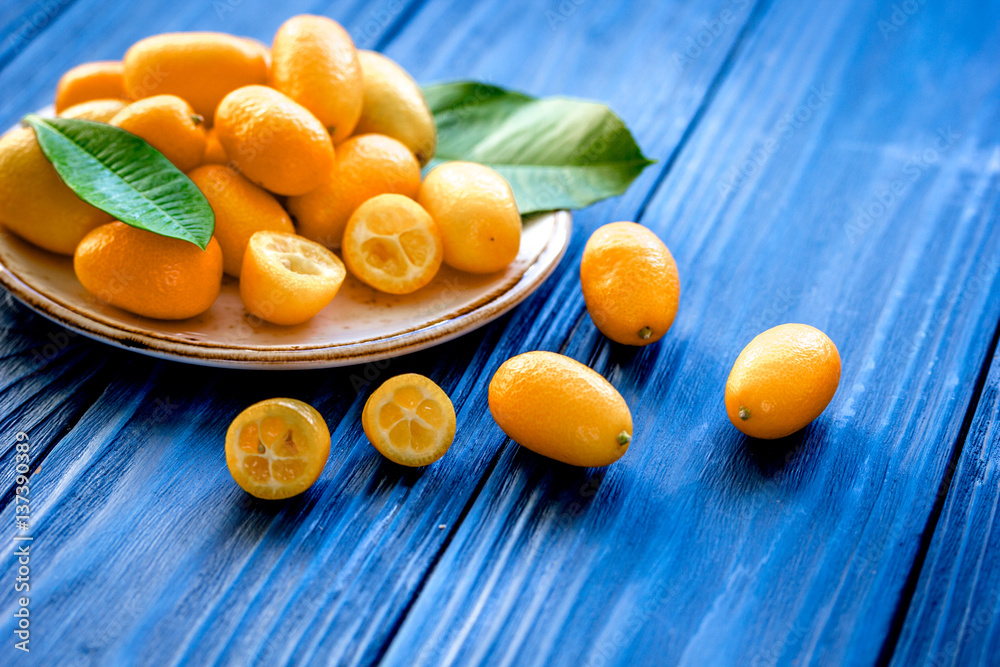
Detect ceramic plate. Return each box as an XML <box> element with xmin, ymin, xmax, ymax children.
<box><xmin>0</xmin><ymin>207</ymin><xmax>571</xmax><ymax>369</ymax></box>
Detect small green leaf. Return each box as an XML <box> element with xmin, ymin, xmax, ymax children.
<box><xmin>423</xmin><ymin>81</ymin><xmax>654</xmax><ymax>214</ymax></box>
<box><xmin>22</xmin><ymin>114</ymin><xmax>214</xmax><ymax>249</ymax></box>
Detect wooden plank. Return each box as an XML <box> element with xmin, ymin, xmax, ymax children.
<box><xmin>0</xmin><ymin>0</ymin><xmax>77</xmax><ymax>75</ymax></box>
<box><xmin>891</xmin><ymin>340</ymin><xmax>1000</xmax><ymax>666</ymax></box>
<box><xmin>0</xmin><ymin>0</ymin><xmax>758</xmax><ymax>663</ymax></box>
<box><xmin>381</xmin><ymin>0</ymin><xmax>1000</xmax><ymax>665</ymax></box>
<box><xmin>0</xmin><ymin>293</ymin><xmax>108</xmax><ymax>500</ymax></box>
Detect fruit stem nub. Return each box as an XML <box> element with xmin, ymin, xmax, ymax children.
<box><xmin>738</xmin><ymin>406</ymin><xmax>751</xmax><ymax>421</ymax></box>
<box><xmin>191</xmin><ymin>114</ymin><xmax>204</xmax><ymax>126</ymax></box>
<box><xmin>638</xmin><ymin>327</ymin><xmax>652</xmax><ymax>340</ymax></box>
<box><xmin>617</xmin><ymin>431</ymin><xmax>631</xmax><ymax>446</ymax></box>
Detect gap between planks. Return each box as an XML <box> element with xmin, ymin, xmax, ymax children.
<box><xmin>370</xmin><ymin>0</ymin><xmax>778</xmax><ymax>661</ymax></box>
<box><xmin>876</xmin><ymin>311</ymin><xmax>1000</xmax><ymax>665</ymax></box>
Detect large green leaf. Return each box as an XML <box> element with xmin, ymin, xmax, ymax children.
<box><xmin>23</xmin><ymin>115</ymin><xmax>214</xmax><ymax>249</ymax></box>
<box><xmin>423</xmin><ymin>82</ymin><xmax>654</xmax><ymax>214</ymax></box>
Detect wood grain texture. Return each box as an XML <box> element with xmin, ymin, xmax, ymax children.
<box><xmin>891</xmin><ymin>342</ymin><xmax>1000</xmax><ymax>666</ymax></box>
<box><xmin>0</xmin><ymin>0</ymin><xmax>77</xmax><ymax>74</ymax></box>
<box><xmin>0</xmin><ymin>0</ymin><xmax>998</xmax><ymax>664</ymax></box>
<box><xmin>0</xmin><ymin>0</ymin><xmax>761</xmax><ymax>664</ymax></box>
<box><xmin>382</xmin><ymin>0</ymin><xmax>1000</xmax><ymax>665</ymax></box>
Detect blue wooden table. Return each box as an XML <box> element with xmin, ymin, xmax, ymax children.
<box><xmin>2</xmin><ymin>0</ymin><xmax>999</xmax><ymax>664</ymax></box>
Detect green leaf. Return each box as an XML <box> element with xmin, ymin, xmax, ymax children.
<box><xmin>22</xmin><ymin>114</ymin><xmax>214</xmax><ymax>249</ymax></box>
<box><xmin>423</xmin><ymin>82</ymin><xmax>654</xmax><ymax>214</ymax></box>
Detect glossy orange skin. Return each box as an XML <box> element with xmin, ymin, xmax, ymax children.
<box><xmin>725</xmin><ymin>323</ymin><xmax>841</xmax><ymax>439</ymax></box>
<box><xmin>0</xmin><ymin>128</ymin><xmax>111</xmax><ymax>255</ymax></box>
<box><xmin>215</xmin><ymin>85</ymin><xmax>335</xmax><ymax>196</ymax></box>
<box><xmin>355</xmin><ymin>50</ymin><xmax>437</xmax><ymax>165</ymax></box>
<box><xmin>55</xmin><ymin>61</ymin><xmax>127</xmax><ymax>113</ymax></box>
<box><xmin>73</xmin><ymin>222</ymin><xmax>223</xmax><ymax>320</ymax></box>
<box><xmin>187</xmin><ymin>165</ymin><xmax>293</xmax><ymax>276</ymax></box>
<box><xmin>201</xmin><ymin>128</ymin><xmax>229</xmax><ymax>165</ymax></box>
<box><xmin>417</xmin><ymin>161</ymin><xmax>521</xmax><ymax>274</ymax></box>
<box><xmin>580</xmin><ymin>222</ymin><xmax>680</xmax><ymax>346</ymax></box>
<box><xmin>58</xmin><ymin>98</ymin><xmax>129</xmax><ymax>122</ymax></box>
<box><xmin>287</xmin><ymin>133</ymin><xmax>421</xmax><ymax>249</ymax></box>
<box><xmin>270</xmin><ymin>15</ymin><xmax>363</xmax><ymax>144</ymax></box>
<box><xmin>122</xmin><ymin>32</ymin><xmax>268</xmax><ymax>122</ymax></box>
<box><xmin>488</xmin><ymin>351</ymin><xmax>633</xmax><ymax>467</ymax></box>
<box><xmin>110</xmin><ymin>95</ymin><xmax>207</xmax><ymax>172</ymax></box>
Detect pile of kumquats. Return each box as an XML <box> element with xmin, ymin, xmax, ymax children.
<box><xmin>1</xmin><ymin>14</ymin><xmax>521</xmax><ymax>326</ymax></box>
<box><xmin>0</xmin><ymin>14</ymin><xmax>842</xmax><ymax>499</ymax></box>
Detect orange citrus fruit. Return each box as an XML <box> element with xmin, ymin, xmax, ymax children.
<box><xmin>54</xmin><ymin>61</ymin><xmax>127</xmax><ymax>113</ymax></box>
<box><xmin>201</xmin><ymin>128</ymin><xmax>228</xmax><ymax>165</ymax></box>
<box><xmin>188</xmin><ymin>165</ymin><xmax>294</xmax><ymax>277</ymax></box>
<box><xmin>580</xmin><ymin>222</ymin><xmax>680</xmax><ymax>346</ymax></box>
<box><xmin>341</xmin><ymin>194</ymin><xmax>442</xmax><ymax>295</ymax></box>
<box><xmin>270</xmin><ymin>15</ymin><xmax>363</xmax><ymax>144</ymax></box>
<box><xmin>122</xmin><ymin>32</ymin><xmax>268</xmax><ymax>122</ymax></box>
<box><xmin>286</xmin><ymin>133</ymin><xmax>421</xmax><ymax>249</ymax></box>
<box><xmin>242</xmin><ymin>37</ymin><xmax>271</xmax><ymax>74</ymax></box>
<box><xmin>225</xmin><ymin>398</ymin><xmax>330</xmax><ymax>499</ymax></box>
<box><xmin>355</xmin><ymin>50</ymin><xmax>436</xmax><ymax>165</ymax></box>
<box><xmin>725</xmin><ymin>323</ymin><xmax>841</xmax><ymax>439</ymax></box>
<box><xmin>418</xmin><ymin>161</ymin><xmax>520</xmax><ymax>273</ymax></box>
<box><xmin>362</xmin><ymin>374</ymin><xmax>456</xmax><ymax>467</ymax></box>
<box><xmin>73</xmin><ymin>221</ymin><xmax>222</xmax><ymax>320</ymax></box>
<box><xmin>488</xmin><ymin>351</ymin><xmax>633</xmax><ymax>467</ymax></box>
<box><xmin>239</xmin><ymin>231</ymin><xmax>346</xmax><ymax>326</ymax></box>
<box><xmin>58</xmin><ymin>98</ymin><xmax>129</xmax><ymax>122</ymax></box>
<box><xmin>215</xmin><ymin>85</ymin><xmax>334</xmax><ymax>196</ymax></box>
<box><xmin>110</xmin><ymin>95</ymin><xmax>207</xmax><ymax>172</ymax></box>
<box><xmin>0</xmin><ymin>127</ymin><xmax>111</xmax><ymax>255</ymax></box>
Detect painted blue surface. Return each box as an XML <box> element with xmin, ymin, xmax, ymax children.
<box><xmin>0</xmin><ymin>0</ymin><xmax>998</xmax><ymax>665</ymax></box>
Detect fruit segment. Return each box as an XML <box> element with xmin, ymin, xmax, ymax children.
<box><xmin>287</xmin><ymin>133</ymin><xmax>421</xmax><ymax>249</ymax></box>
<box><xmin>224</xmin><ymin>398</ymin><xmax>331</xmax><ymax>499</ymax></box>
<box><xmin>362</xmin><ymin>374</ymin><xmax>457</xmax><ymax>467</ymax></box>
<box><xmin>342</xmin><ymin>194</ymin><xmax>443</xmax><ymax>294</ymax></box>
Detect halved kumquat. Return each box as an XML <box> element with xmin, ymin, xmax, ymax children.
<box><xmin>362</xmin><ymin>374</ymin><xmax>456</xmax><ymax>467</ymax></box>
<box><xmin>239</xmin><ymin>231</ymin><xmax>346</xmax><ymax>326</ymax></box>
<box><xmin>225</xmin><ymin>398</ymin><xmax>331</xmax><ymax>499</ymax></box>
<box><xmin>342</xmin><ymin>194</ymin><xmax>442</xmax><ymax>295</ymax></box>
